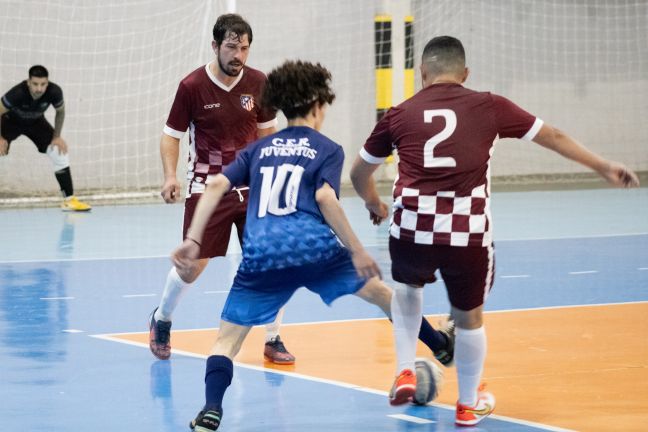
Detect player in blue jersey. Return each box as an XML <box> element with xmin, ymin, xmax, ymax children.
<box><xmin>172</xmin><ymin>60</ymin><xmax>453</xmax><ymax>431</ymax></box>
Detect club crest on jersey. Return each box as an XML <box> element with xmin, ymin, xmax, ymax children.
<box><xmin>240</xmin><ymin>94</ymin><xmax>254</xmax><ymax>111</ymax></box>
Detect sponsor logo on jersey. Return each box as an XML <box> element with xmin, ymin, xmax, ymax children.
<box><xmin>204</xmin><ymin>103</ymin><xmax>221</xmax><ymax>109</ymax></box>
<box><xmin>240</xmin><ymin>94</ymin><xmax>254</xmax><ymax>111</ymax></box>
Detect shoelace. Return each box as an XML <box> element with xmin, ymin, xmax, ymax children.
<box><xmin>233</xmin><ymin>187</ymin><xmax>245</xmax><ymax>202</ymax></box>
<box><xmin>155</xmin><ymin>321</ymin><xmax>171</xmax><ymax>344</ymax></box>
<box><xmin>267</xmin><ymin>338</ymin><xmax>288</xmax><ymax>353</ymax></box>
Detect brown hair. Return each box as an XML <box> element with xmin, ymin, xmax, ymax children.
<box><xmin>262</xmin><ymin>60</ymin><xmax>335</xmax><ymax>119</ymax></box>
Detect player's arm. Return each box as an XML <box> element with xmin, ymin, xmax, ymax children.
<box><xmin>350</xmin><ymin>156</ymin><xmax>390</xmax><ymax>225</ymax></box>
<box><xmin>160</xmin><ymin>133</ymin><xmax>182</xmax><ymax>203</ymax></box>
<box><xmin>0</xmin><ymin>100</ymin><xmax>8</xmax><ymax>156</ymax></box>
<box><xmin>50</xmin><ymin>104</ymin><xmax>68</xmax><ymax>155</ymax></box>
<box><xmin>315</xmin><ymin>182</ymin><xmax>381</xmax><ymax>279</ymax></box>
<box><xmin>172</xmin><ymin>173</ymin><xmax>232</xmax><ymax>270</ymax></box>
<box><xmin>532</xmin><ymin>124</ymin><xmax>640</xmax><ymax>188</ymax></box>
<box><xmin>53</xmin><ymin>104</ymin><xmax>65</xmax><ymax>138</ymax></box>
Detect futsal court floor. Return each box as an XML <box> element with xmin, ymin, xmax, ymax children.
<box><xmin>1</xmin><ymin>187</ymin><xmax>647</xmax><ymax>431</ymax></box>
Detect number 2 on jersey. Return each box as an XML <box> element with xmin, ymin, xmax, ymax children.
<box><xmin>258</xmin><ymin>164</ymin><xmax>304</xmax><ymax>217</ymax></box>
<box><xmin>423</xmin><ymin>109</ymin><xmax>457</xmax><ymax>168</ymax></box>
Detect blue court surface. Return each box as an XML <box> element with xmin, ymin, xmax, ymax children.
<box><xmin>0</xmin><ymin>188</ymin><xmax>646</xmax><ymax>431</ymax></box>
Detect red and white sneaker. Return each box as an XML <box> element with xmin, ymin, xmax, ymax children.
<box><xmin>455</xmin><ymin>384</ymin><xmax>496</xmax><ymax>426</ymax></box>
<box><xmin>388</xmin><ymin>369</ymin><xmax>416</xmax><ymax>406</ymax></box>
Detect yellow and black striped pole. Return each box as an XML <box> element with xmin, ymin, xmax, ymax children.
<box><xmin>374</xmin><ymin>14</ymin><xmax>392</xmax><ymax>122</ymax></box>
<box><xmin>404</xmin><ymin>15</ymin><xmax>415</xmax><ymax>99</ymax></box>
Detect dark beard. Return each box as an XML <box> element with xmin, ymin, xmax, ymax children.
<box><xmin>218</xmin><ymin>57</ymin><xmax>242</xmax><ymax>77</ymax></box>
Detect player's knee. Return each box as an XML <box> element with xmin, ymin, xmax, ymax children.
<box><xmin>451</xmin><ymin>305</ymin><xmax>483</xmax><ymax>329</ymax></box>
<box><xmin>357</xmin><ymin>278</ymin><xmax>391</xmax><ymax>310</ymax></box>
<box><xmin>46</xmin><ymin>145</ymin><xmax>69</xmax><ymax>171</ymax></box>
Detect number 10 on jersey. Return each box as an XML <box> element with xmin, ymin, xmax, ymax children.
<box><xmin>258</xmin><ymin>164</ymin><xmax>305</xmax><ymax>217</ymax></box>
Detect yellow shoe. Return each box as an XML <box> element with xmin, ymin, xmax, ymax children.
<box><xmin>61</xmin><ymin>196</ymin><xmax>92</xmax><ymax>212</ymax></box>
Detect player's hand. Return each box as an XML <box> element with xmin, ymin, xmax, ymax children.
<box><xmin>50</xmin><ymin>136</ymin><xmax>68</xmax><ymax>155</ymax></box>
<box><xmin>365</xmin><ymin>200</ymin><xmax>389</xmax><ymax>225</ymax></box>
<box><xmin>0</xmin><ymin>138</ymin><xmax>8</xmax><ymax>156</ymax></box>
<box><xmin>600</xmin><ymin>161</ymin><xmax>640</xmax><ymax>188</ymax></box>
<box><xmin>351</xmin><ymin>248</ymin><xmax>382</xmax><ymax>280</ymax></box>
<box><xmin>161</xmin><ymin>178</ymin><xmax>181</xmax><ymax>203</ymax></box>
<box><xmin>171</xmin><ymin>238</ymin><xmax>201</xmax><ymax>274</ymax></box>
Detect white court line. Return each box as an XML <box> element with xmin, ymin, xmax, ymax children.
<box><xmin>1</xmin><ymin>232</ymin><xmax>645</xmax><ymax>264</ymax></box>
<box><xmin>204</xmin><ymin>290</ymin><xmax>230</xmax><ymax>294</ymax></box>
<box><xmin>488</xmin><ymin>300</ymin><xmax>648</xmax><ymax>314</ymax></box>
<box><xmin>639</xmin><ymin>267</ymin><xmax>648</xmax><ymax>271</ymax></box>
<box><xmin>40</xmin><ymin>296</ymin><xmax>74</xmax><ymax>300</ymax></box>
<box><xmin>122</xmin><ymin>293</ymin><xmax>156</xmax><ymax>298</ymax></box>
<box><xmin>62</xmin><ymin>329</ymin><xmax>84</xmax><ymax>333</ymax></box>
<box><xmin>568</xmin><ymin>270</ymin><xmax>599</xmax><ymax>275</ymax></box>
<box><xmin>98</xmin><ymin>301</ymin><xmax>648</xmax><ymax>338</ymax></box>
<box><xmin>387</xmin><ymin>414</ymin><xmax>435</xmax><ymax>424</ymax></box>
<box><xmin>90</xmin><ymin>334</ymin><xmax>574</xmax><ymax>431</ymax></box>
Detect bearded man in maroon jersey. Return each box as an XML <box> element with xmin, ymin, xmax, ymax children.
<box><xmin>148</xmin><ymin>14</ymin><xmax>295</xmax><ymax>365</ymax></box>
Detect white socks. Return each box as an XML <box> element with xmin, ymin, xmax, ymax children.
<box><xmin>265</xmin><ymin>308</ymin><xmax>285</xmax><ymax>342</ymax></box>
<box><xmin>455</xmin><ymin>326</ymin><xmax>487</xmax><ymax>406</ymax></box>
<box><xmin>155</xmin><ymin>267</ymin><xmax>190</xmax><ymax>322</ymax></box>
<box><xmin>390</xmin><ymin>283</ymin><xmax>423</xmax><ymax>373</ymax></box>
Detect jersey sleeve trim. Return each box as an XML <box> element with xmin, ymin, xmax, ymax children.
<box><xmin>359</xmin><ymin>147</ymin><xmax>387</xmax><ymax>164</ymax></box>
<box><xmin>257</xmin><ymin>118</ymin><xmax>278</xmax><ymax>130</ymax></box>
<box><xmin>1</xmin><ymin>95</ymin><xmax>13</xmax><ymax>108</ymax></box>
<box><xmin>521</xmin><ymin>118</ymin><xmax>544</xmax><ymax>141</ymax></box>
<box><xmin>163</xmin><ymin>125</ymin><xmax>185</xmax><ymax>139</ymax></box>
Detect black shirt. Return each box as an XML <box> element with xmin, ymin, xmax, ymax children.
<box><xmin>1</xmin><ymin>80</ymin><xmax>64</xmax><ymax>124</ymax></box>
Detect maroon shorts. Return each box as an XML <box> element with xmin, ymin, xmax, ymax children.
<box><xmin>183</xmin><ymin>189</ymin><xmax>248</xmax><ymax>259</ymax></box>
<box><xmin>389</xmin><ymin>237</ymin><xmax>495</xmax><ymax>311</ymax></box>
<box><xmin>1</xmin><ymin>115</ymin><xmax>54</xmax><ymax>153</ymax></box>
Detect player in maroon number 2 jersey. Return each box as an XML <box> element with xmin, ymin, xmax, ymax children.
<box><xmin>350</xmin><ymin>36</ymin><xmax>640</xmax><ymax>427</ymax></box>
<box><xmin>148</xmin><ymin>14</ymin><xmax>295</xmax><ymax>365</ymax></box>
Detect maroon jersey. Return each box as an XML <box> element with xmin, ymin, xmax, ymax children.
<box><xmin>361</xmin><ymin>83</ymin><xmax>542</xmax><ymax>247</ymax></box>
<box><xmin>164</xmin><ymin>63</ymin><xmax>277</xmax><ymax>196</ymax></box>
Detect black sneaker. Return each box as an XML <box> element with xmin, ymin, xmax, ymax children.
<box><xmin>149</xmin><ymin>307</ymin><xmax>172</xmax><ymax>360</ymax></box>
<box><xmin>263</xmin><ymin>335</ymin><xmax>295</xmax><ymax>365</ymax></box>
<box><xmin>190</xmin><ymin>407</ymin><xmax>223</xmax><ymax>431</ymax></box>
<box><xmin>434</xmin><ymin>319</ymin><xmax>455</xmax><ymax>367</ymax></box>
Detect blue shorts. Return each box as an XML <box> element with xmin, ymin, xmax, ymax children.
<box><xmin>221</xmin><ymin>248</ymin><xmax>365</xmax><ymax>326</ymax></box>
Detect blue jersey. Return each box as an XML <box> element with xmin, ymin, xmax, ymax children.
<box><xmin>222</xmin><ymin>126</ymin><xmax>345</xmax><ymax>273</ymax></box>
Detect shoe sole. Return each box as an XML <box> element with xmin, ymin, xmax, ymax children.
<box><xmin>263</xmin><ymin>354</ymin><xmax>295</xmax><ymax>365</ymax></box>
<box><xmin>455</xmin><ymin>397</ymin><xmax>495</xmax><ymax>426</ymax></box>
<box><xmin>192</xmin><ymin>426</ymin><xmax>216</xmax><ymax>432</ymax></box>
<box><xmin>389</xmin><ymin>385</ymin><xmax>416</xmax><ymax>406</ymax></box>
<box><xmin>455</xmin><ymin>414</ymin><xmax>493</xmax><ymax>427</ymax></box>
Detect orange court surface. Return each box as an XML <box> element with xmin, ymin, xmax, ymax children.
<box><xmin>109</xmin><ymin>302</ymin><xmax>648</xmax><ymax>432</ymax></box>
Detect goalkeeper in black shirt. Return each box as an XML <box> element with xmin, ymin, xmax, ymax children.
<box><xmin>1</xmin><ymin>65</ymin><xmax>90</xmax><ymax>211</ymax></box>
